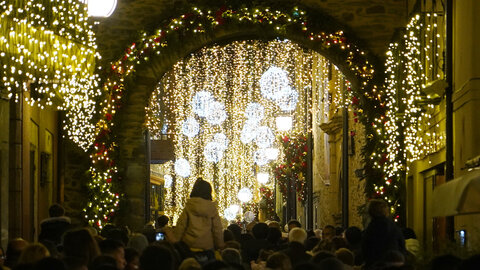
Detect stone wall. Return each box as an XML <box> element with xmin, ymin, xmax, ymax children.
<box><xmin>94</xmin><ymin>0</ymin><xmax>407</xmax><ymax>64</ymax></box>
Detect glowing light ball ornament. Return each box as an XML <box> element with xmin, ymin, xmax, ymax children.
<box><xmin>181</xmin><ymin>117</ymin><xmax>200</xmax><ymax>138</ymax></box>
<box><xmin>255</xmin><ymin>126</ymin><xmax>275</xmax><ymax>148</ymax></box>
<box><xmin>257</xmin><ymin>173</ymin><xmax>269</xmax><ymax>184</ymax></box>
<box><xmin>260</xmin><ymin>66</ymin><xmax>290</xmax><ymax>100</ymax></box>
<box><xmin>191</xmin><ymin>91</ymin><xmax>214</xmax><ymax>118</ymax></box>
<box><xmin>204</xmin><ymin>142</ymin><xmax>224</xmax><ymax>163</ymax></box>
<box><xmin>238</xmin><ymin>188</ymin><xmax>253</xmax><ymax>203</ymax></box>
<box><xmin>276</xmin><ymin>116</ymin><xmax>293</xmax><ymax>131</ymax></box>
<box><xmin>87</xmin><ymin>0</ymin><xmax>117</xmax><ymax>17</ymax></box>
<box><xmin>275</xmin><ymin>86</ymin><xmax>299</xmax><ymax>112</ymax></box>
<box><xmin>265</xmin><ymin>148</ymin><xmax>279</xmax><ymax>160</ymax></box>
<box><xmin>253</xmin><ymin>149</ymin><xmax>270</xmax><ymax>166</ymax></box>
<box><xmin>164</xmin><ymin>175</ymin><xmax>173</xmax><ymax>188</ymax></box>
<box><xmin>174</xmin><ymin>158</ymin><xmax>191</xmax><ymax>178</ymax></box>
<box><xmin>240</xmin><ymin>121</ymin><xmax>259</xmax><ymax>144</ymax></box>
<box><xmin>244</xmin><ymin>102</ymin><xmax>265</xmax><ymax>123</ymax></box>
<box><xmin>206</xmin><ymin>101</ymin><xmax>227</xmax><ymax>126</ymax></box>
<box><xmin>244</xmin><ymin>211</ymin><xmax>256</xmax><ymax>223</ymax></box>
<box><xmin>213</xmin><ymin>133</ymin><xmax>229</xmax><ymax>150</ymax></box>
<box><xmin>224</xmin><ymin>205</ymin><xmax>240</xmax><ymax>221</ymax></box>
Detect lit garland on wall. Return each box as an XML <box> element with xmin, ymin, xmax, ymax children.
<box><xmin>0</xmin><ymin>0</ymin><xmax>101</xmax><ymax>150</ymax></box>
<box><xmin>379</xmin><ymin>13</ymin><xmax>445</xmax><ymax>221</ymax></box>
<box><xmin>85</xmin><ymin>5</ymin><xmax>380</xmax><ymax>226</ymax></box>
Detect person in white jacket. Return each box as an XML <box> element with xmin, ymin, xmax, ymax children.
<box><xmin>174</xmin><ymin>178</ymin><xmax>224</xmax><ymax>253</ymax></box>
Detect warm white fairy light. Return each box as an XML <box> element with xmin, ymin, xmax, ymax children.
<box><xmin>146</xmin><ymin>40</ymin><xmax>346</xmax><ymax>223</ymax></box>
<box><xmin>182</xmin><ymin>116</ymin><xmax>200</xmax><ymax>138</ymax></box>
<box><xmin>1</xmin><ymin>0</ymin><xmax>101</xmax><ymax>150</ymax></box>
<box><xmin>253</xmin><ymin>148</ymin><xmax>271</xmax><ymax>166</ymax></box>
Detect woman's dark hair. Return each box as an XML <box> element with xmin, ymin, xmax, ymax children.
<box><xmin>189</xmin><ymin>178</ymin><xmax>212</xmax><ymax>200</ymax></box>
<box><xmin>62</xmin><ymin>229</ymin><xmax>100</xmax><ymax>265</ymax></box>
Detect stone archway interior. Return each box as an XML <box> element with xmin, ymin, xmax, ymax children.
<box><xmin>146</xmin><ymin>39</ymin><xmax>350</xmax><ymax>223</ymax></box>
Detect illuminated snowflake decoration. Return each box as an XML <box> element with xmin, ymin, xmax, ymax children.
<box><xmin>240</xmin><ymin>121</ymin><xmax>259</xmax><ymax>144</ymax></box>
<box><xmin>181</xmin><ymin>117</ymin><xmax>200</xmax><ymax>138</ymax></box>
<box><xmin>260</xmin><ymin>66</ymin><xmax>290</xmax><ymax>100</ymax></box>
<box><xmin>244</xmin><ymin>102</ymin><xmax>265</xmax><ymax>124</ymax></box>
<box><xmin>237</xmin><ymin>188</ymin><xmax>253</xmax><ymax>203</ymax></box>
<box><xmin>204</xmin><ymin>141</ymin><xmax>224</xmax><ymax>163</ymax></box>
<box><xmin>275</xmin><ymin>86</ymin><xmax>299</xmax><ymax>112</ymax></box>
<box><xmin>164</xmin><ymin>174</ymin><xmax>173</xmax><ymax>188</ymax></box>
<box><xmin>174</xmin><ymin>158</ymin><xmax>191</xmax><ymax>178</ymax></box>
<box><xmin>191</xmin><ymin>91</ymin><xmax>214</xmax><ymax>118</ymax></box>
<box><xmin>255</xmin><ymin>126</ymin><xmax>275</xmax><ymax>148</ymax></box>
<box><xmin>213</xmin><ymin>133</ymin><xmax>229</xmax><ymax>150</ymax></box>
<box><xmin>224</xmin><ymin>205</ymin><xmax>240</xmax><ymax>221</ymax></box>
<box><xmin>253</xmin><ymin>148</ymin><xmax>270</xmax><ymax>166</ymax></box>
<box><xmin>206</xmin><ymin>101</ymin><xmax>227</xmax><ymax>126</ymax></box>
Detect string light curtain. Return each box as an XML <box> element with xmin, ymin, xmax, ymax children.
<box><xmin>147</xmin><ymin>39</ymin><xmax>345</xmax><ymax>223</ymax></box>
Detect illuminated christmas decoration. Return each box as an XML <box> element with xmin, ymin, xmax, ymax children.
<box><xmin>276</xmin><ymin>116</ymin><xmax>293</xmax><ymax>131</ymax></box>
<box><xmin>240</xmin><ymin>121</ymin><xmax>260</xmax><ymax>144</ymax></box>
<box><xmin>245</xmin><ymin>102</ymin><xmax>265</xmax><ymax>124</ymax></box>
<box><xmin>260</xmin><ymin>66</ymin><xmax>290</xmax><ymax>100</ymax></box>
<box><xmin>182</xmin><ymin>117</ymin><xmax>200</xmax><ymax>138</ymax></box>
<box><xmin>255</xmin><ymin>126</ymin><xmax>275</xmax><ymax>148</ymax></box>
<box><xmin>257</xmin><ymin>173</ymin><xmax>269</xmax><ymax>185</ymax></box>
<box><xmin>275</xmin><ymin>86</ymin><xmax>299</xmax><ymax>112</ymax></box>
<box><xmin>206</xmin><ymin>101</ymin><xmax>227</xmax><ymax>126</ymax></box>
<box><xmin>86</xmin><ymin>4</ymin><xmax>381</xmax><ymax>226</ymax></box>
<box><xmin>191</xmin><ymin>91</ymin><xmax>214</xmax><ymax>118</ymax></box>
<box><xmin>253</xmin><ymin>149</ymin><xmax>270</xmax><ymax>166</ymax></box>
<box><xmin>204</xmin><ymin>141</ymin><xmax>224</xmax><ymax>163</ymax></box>
<box><xmin>238</xmin><ymin>188</ymin><xmax>253</xmax><ymax>203</ymax></box>
<box><xmin>213</xmin><ymin>133</ymin><xmax>229</xmax><ymax>150</ymax></box>
<box><xmin>87</xmin><ymin>0</ymin><xmax>117</xmax><ymax>17</ymax></box>
<box><xmin>224</xmin><ymin>204</ymin><xmax>240</xmax><ymax>221</ymax></box>
<box><xmin>164</xmin><ymin>175</ymin><xmax>173</xmax><ymax>188</ymax></box>
<box><xmin>175</xmin><ymin>159</ymin><xmax>191</xmax><ymax>178</ymax></box>
<box><xmin>244</xmin><ymin>211</ymin><xmax>256</xmax><ymax>223</ymax></box>
<box><xmin>265</xmin><ymin>148</ymin><xmax>279</xmax><ymax>160</ymax></box>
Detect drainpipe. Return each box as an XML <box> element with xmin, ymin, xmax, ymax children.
<box><xmin>445</xmin><ymin>0</ymin><xmax>453</xmax><ymax>181</ymax></box>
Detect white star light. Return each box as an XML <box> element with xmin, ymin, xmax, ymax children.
<box><xmin>181</xmin><ymin>117</ymin><xmax>200</xmax><ymax>138</ymax></box>
<box><xmin>206</xmin><ymin>101</ymin><xmax>227</xmax><ymax>125</ymax></box>
<box><xmin>224</xmin><ymin>204</ymin><xmax>240</xmax><ymax>221</ymax></box>
<box><xmin>259</xmin><ymin>66</ymin><xmax>290</xmax><ymax>100</ymax></box>
<box><xmin>204</xmin><ymin>141</ymin><xmax>224</xmax><ymax>163</ymax></box>
<box><xmin>213</xmin><ymin>133</ymin><xmax>229</xmax><ymax>150</ymax></box>
<box><xmin>191</xmin><ymin>91</ymin><xmax>214</xmax><ymax>118</ymax></box>
<box><xmin>174</xmin><ymin>158</ymin><xmax>191</xmax><ymax>178</ymax></box>
<box><xmin>253</xmin><ymin>149</ymin><xmax>270</xmax><ymax>166</ymax></box>
<box><xmin>275</xmin><ymin>86</ymin><xmax>299</xmax><ymax>112</ymax></box>
<box><xmin>265</xmin><ymin>148</ymin><xmax>279</xmax><ymax>160</ymax></box>
<box><xmin>244</xmin><ymin>102</ymin><xmax>265</xmax><ymax>124</ymax></box>
<box><xmin>255</xmin><ymin>126</ymin><xmax>275</xmax><ymax>148</ymax></box>
<box><xmin>240</xmin><ymin>121</ymin><xmax>259</xmax><ymax>144</ymax></box>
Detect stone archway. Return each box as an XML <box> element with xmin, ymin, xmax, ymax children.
<box><xmin>88</xmin><ymin>5</ymin><xmax>383</xmax><ymax>230</ymax></box>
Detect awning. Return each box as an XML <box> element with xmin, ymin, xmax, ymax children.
<box><xmin>432</xmin><ymin>169</ymin><xmax>480</xmax><ymax>217</ymax></box>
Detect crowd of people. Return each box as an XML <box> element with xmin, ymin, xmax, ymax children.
<box><xmin>1</xmin><ymin>178</ymin><xmax>479</xmax><ymax>270</ymax></box>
